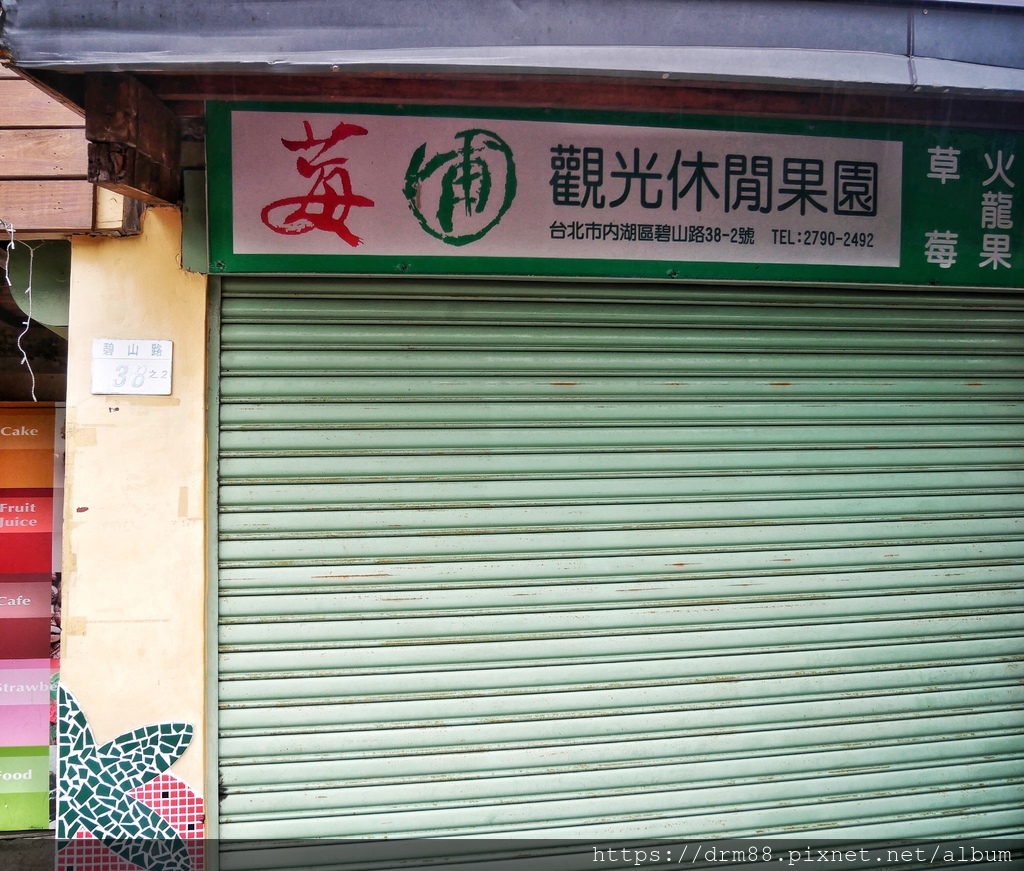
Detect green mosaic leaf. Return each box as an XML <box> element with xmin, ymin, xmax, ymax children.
<box><xmin>56</xmin><ymin>686</ymin><xmax>97</xmax><ymax>839</ymax></box>
<box><xmin>105</xmin><ymin>838</ymin><xmax>193</xmax><ymax>871</ymax></box>
<box><xmin>97</xmin><ymin>723</ymin><xmax>194</xmax><ymax>793</ymax></box>
<box><xmin>82</xmin><ymin>792</ymin><xmax>190</xmax><ymax>870</ymax></box>
<box><xmin>56</xmin><ymin>684</ymin><xmax>195</xmax><ymax>869</ymax></box>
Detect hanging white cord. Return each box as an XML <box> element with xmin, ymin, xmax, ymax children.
<box><xmin>2</xmin><ymin>219</ymin><xmax>39</xmax><ymax>402</ymax></box>
<box><xmin>1</xmin><ymin>219</ymin><xmax>12</xmax><ymax>283</ymax></box>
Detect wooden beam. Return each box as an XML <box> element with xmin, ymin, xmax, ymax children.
<box><xmin>0</xmin><ymin>129</ymin><xmax>87</xmax><ymax>177</ymax></box>
<box><xmin>0</xmin><ymin>180</ymin><xmax>94</xmax><ymax>232</ymax></box>
<box><xmin>0</xmin><ymin>79</ymin><xmax>82</xmax><ymax>127</ymax></box>
<box><xmin>85</xmin><ymin>73</ymin><xmax>181</xmax><ymax>205</ymax></box>
<box><xmin>143</xmin><ymin>71</ymin><xmax>1024</xmax><ymax>132</ymax></box>
<box><xmin>9</xmin><ymin>69</ymin><xmax>87</xmax><ymax>119</ymax></box>
<box><xmin>87</xmin><ymin>142</ymin><xmax>179</xmax><ymax>207</ymax></box>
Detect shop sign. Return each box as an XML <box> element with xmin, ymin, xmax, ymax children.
<box><xmin>207</xmin><ymin>102</ymin><xmax>1022</xmax><ymax>288</ymax></box>
<box><xmin>0</xmin><ymin>403</ymin><xmax>63</xmax><ymax>832</ymax></box>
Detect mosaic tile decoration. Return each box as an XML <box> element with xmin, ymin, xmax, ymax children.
<box><xmin>57</xmin><ymin>686</ymin><xmax>196</xmax><ymax>871</ymax></box>
<box><xmin>58</xmin><ymin>773</ymin><xmax>204</xmax><ymax>871</ymax></box>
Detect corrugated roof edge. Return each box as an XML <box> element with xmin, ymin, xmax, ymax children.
<box><xmin>2</xmin><ymin>0</ymin><xmax>1024</xmax><ymax>95</ymax></box>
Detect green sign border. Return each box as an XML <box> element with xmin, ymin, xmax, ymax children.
<box><xmin>206</xmin><ymin>100</ymin><xmax>1023</xmax><ymax>289</ymax></box>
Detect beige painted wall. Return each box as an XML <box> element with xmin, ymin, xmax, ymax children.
<box><xmin>62</xmin><ymin>206</ymin><xmax>207</xmax><ymax>794</ymax></box>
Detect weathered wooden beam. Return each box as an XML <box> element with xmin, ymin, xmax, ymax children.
<box><xmin>85</xmin><ymin>73</ymin><xmax>181</xmax><ymax>205</ymax></box>
<box><xmin>0</xmin><ymin>180</ymin><xmax>94</xmax><ymax>232</ymax></box>
<box><xmin>0</xmin><ymin>78</ymin><xmax>82</xmax><ymax>127</ymax></box>
<box><xmin>142</xmin><ymin>71</ymin><xmax>1024</xmax><ymax>132</ymax></box>
<box><xmin>0</xmin><ymin>128</ymin><xmax>87</xmax><ymax>177</ymax></box>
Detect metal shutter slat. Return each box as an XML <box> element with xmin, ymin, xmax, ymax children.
<box><xmin>216</xmin><ymin>279</ymin><xmax>1024</xmax><ymax>844</ymax></box>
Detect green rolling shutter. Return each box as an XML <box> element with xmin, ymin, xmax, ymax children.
<box><xmin>214</xmin><ymin>279</ymin><xmax>1024</xmax><ymax>842</ymax></box>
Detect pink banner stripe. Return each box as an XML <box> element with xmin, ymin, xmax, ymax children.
<box><xmin>0</xmin><ymin>704</ymin><xmax>49</xmax><ymax>746</ymax></box>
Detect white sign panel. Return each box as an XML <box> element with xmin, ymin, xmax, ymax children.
<box><xmin>230</xmin><ymin>110</ymin><xmax>903</xmax><ymax>267</ymax></box>
<box><xmin>91</xmin><ymin>339</ymin><xmax>173</xmax><ymax>396</ymax></box>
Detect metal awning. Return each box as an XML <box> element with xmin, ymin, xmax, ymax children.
<box><xmin>3</xmin><ymin>0</ymin><xmax>1024</xmax><ymax>95</ymax></box>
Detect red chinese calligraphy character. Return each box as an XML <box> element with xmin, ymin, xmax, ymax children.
<box><xmin>261</xmin><ymin>120</ymin><xmax>374</xmax><ymax>247</ymax></box>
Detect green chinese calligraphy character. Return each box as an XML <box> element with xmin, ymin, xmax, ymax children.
<box><xmin>404</xmin><ymin>128</ymin><xmax>517</xmax><ymax>246</ymax></box>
